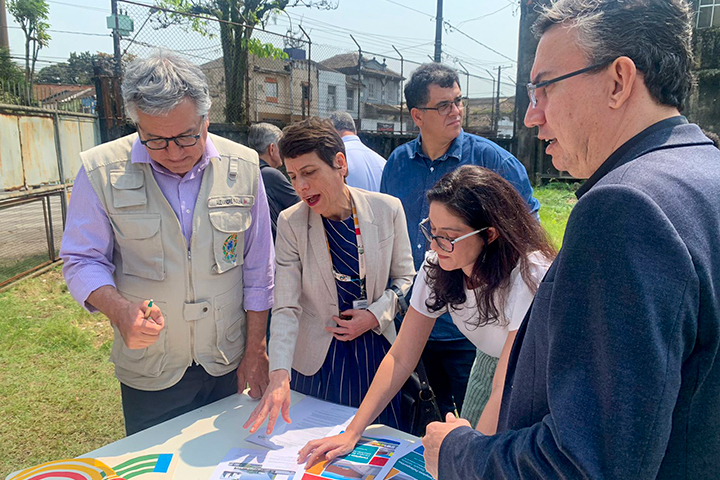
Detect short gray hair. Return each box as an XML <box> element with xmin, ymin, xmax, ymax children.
<box><xmin>329</xmin><ymin>111</ymin><xmax>356</xmax><ymax>134</ymax></box>
<box><xmin>248</xmin><ymin>122</ymin><xmax>282</xmax><ymax>155</ymax></box>
<box><xmin>533</xmin><ymin>0</ymin><xmax>693</xmax><ymax>111</ymax></box>
<box><xmin>122</xmin><ymin>50</ymin><xmax>212</xmax><ymax>122</ymax></box>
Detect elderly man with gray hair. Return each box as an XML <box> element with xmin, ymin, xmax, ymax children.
<box><xmin>329</xmin><ymin>111</ymin><xmax>386</xmax><ymax>191</ymax></box>
<box><xmin>60</xmin><ymin>51</ymin><xmax>274</xmax><ymax>435</ymax></box>
<box><xmin>247</xmin><ymin>123</ymin><xmax>299</xmax><ymax>239</ymax></box>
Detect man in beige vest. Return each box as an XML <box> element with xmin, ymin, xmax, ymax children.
<box><xmin>59</xmin><ymin>51</ymin><xmax>274</xmax><ymax>435</ymax></box>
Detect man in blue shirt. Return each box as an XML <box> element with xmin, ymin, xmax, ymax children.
<box><xmin>380</xmin><ymin>62</ymin><xmax>539</xmax><ymax>417</ymax></box>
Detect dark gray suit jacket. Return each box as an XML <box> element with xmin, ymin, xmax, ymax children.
<box><xmin>439</xmin><ymin>119</ymin><xmax>720</xmax><ymax>479</ymax></box>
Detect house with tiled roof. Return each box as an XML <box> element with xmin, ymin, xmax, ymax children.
<box><xmin>319</xmin><ymin>52</ymin><xmax>406</xmax><ymax>132</ymax></box>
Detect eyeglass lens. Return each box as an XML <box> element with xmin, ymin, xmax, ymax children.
<box><xmin>437</xmin><ymin>98</ymin><xmax>465</xmax><ymax>115</ymax></box>
<box><xmin>144</xmin><ymin>136</ymin><xmax>199</xmax><ymax>150</ymax></box>
<box><xmin>420</xmin><ymin>221</ymin><xmax>454</xmax><ymax>253</ymax></box>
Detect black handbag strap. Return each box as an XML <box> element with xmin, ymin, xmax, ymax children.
<box><xmin>415</xmin><ymin>357</ymin><xmax>433</xmax><ymax>392</ymax></box>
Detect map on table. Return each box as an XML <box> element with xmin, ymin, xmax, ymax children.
<box><xmin>5</xmin><ymin>453</ymin><xmax>175</xmax><ymax>480</ymax></box>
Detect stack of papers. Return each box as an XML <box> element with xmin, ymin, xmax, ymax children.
<box><xmin>210</xmin><ymin>397</ymin><xmax>433</xmax><ymax>480</ymax></box>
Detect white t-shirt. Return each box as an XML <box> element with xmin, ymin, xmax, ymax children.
<box><xmin>410</xmin><ymin>251</ymin><xmax>551</xmax><ymax>358</ymax></box>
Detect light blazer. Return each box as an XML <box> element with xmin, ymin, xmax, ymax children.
<box><xmin>268</xmin><ymin>187</ymin><xmax>415</xmax><ymax>376</ymax></box>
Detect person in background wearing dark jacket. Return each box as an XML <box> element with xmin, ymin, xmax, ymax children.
<box><xmin>423</xmin><ymin>0</ymin><xmax>720</xmax><ymax>478</ymax></box>
<box><xmin>248</xmin><ymin>123</ymin><xmax>300</xmax><ymax>239</ymax></box>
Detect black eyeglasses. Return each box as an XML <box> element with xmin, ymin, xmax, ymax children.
<box><xmin>139</xmin><ymin>116</ymin><xmax>206</xmax><ymax>151</ymax></box>
<box><xmin>416</xmin><ymin>96</ymin><xmax>466</xmax><ymax>116</ymax></box>
<box><xmin>419</xmin><ymin>218</ymin><xmax>487</xmax><ymax>253</ymax></box>
<box><xmin>526</xmin><ymin>59</ymin><xmax>615</xmax><ymax>108</ymax></box>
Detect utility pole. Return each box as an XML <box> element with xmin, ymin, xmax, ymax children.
<box><xmin>484</xmin><ymin>68</ymin><xmax>496</xmax><ymax>134</ymax></box>
<box><xmin>434</xmin><ymin>0</ymin><xmax>443</xmax><ymax>62</ymax></box>
<box><xmin>111</xmin><ymin>0</ymin><xmax>122</xmax><ymax>78</ymax></box>
<box><xmin>0</xmin><ymin>0</ymin><xmax>9</xmax><ymax>49</ymax></box>
<box><xmin>495</xmin><ymin>65</ymin><xmax>502</xmax><ymax>134</ymax></box>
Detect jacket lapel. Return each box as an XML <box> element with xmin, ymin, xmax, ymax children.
<box><xmin>350</xmin><ymin>188</ymin><xmax>379</xmax><ymax>302</ymax></box>
<box><xmin>308</xmin><ymin>207</ymin><xmax>338</xmax><ymax>299</ymax></box>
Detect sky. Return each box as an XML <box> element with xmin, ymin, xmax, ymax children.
<box><xmin>5</xmin><ymin>0</ymin><xmax>523</xmax><ymax>97</ymax></box>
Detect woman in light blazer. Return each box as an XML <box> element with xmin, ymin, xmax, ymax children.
<box><xmin>244</xmin><ymin>118</ymin><xmax>415</xmax><ymax>434</ymax></box>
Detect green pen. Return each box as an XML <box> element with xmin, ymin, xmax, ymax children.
<box><xmin>144</xmin><ymin>299</ymin><xmax>154</xmax><ymax>319</ymax></box>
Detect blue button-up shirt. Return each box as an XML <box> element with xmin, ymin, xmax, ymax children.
<box><xmin>380</xmin><ymin>130</ymin><xmax>540</xmax><ymax>340</ymax></box>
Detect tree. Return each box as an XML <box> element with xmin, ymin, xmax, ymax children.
<box><xmin>7</xmin><ymin>0</ymin><xmax>51</xmax><ymax>88</ymax></box>
<box><xmin>0</xmin><ymin>46</ymin><xmax>24</xmax><ymax>84</ymax></box>
<box><xmin>36</xmin><ymin>51</ymin><xmax>137</xmax><ymax>85</ymax></box>
<box><xmin>0</xmin><ymin>46</ymin><xmax>25</xmax><ymax>103</ymax></box>
<box><xmin>37</xmin><ymin>51</ymin><xmax>96</xmax><ymax>84</ymax></box>
<box><xmin>157</xmin><ymin>0</ymin><xmax>336</xmax><ymax>123</ymax></box>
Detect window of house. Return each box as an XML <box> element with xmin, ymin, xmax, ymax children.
<box><xmin>368</xmin><ymin>82</ymin><xmax>376</xmax><ymax>100</ymax></box>
<box><xmin>302</xmin><ymin>83</ymin><xmax>311</xmax><ymax>102</ymax></box>
<box><xmin>328</xmin><ymin>85</ymin><xmax>337</xmax><ymax>110</ymax></box>
<box><xmin>347</xmin><ymin>88</ymin><xmax>355</xmax><ymax>110</ymax></box>
<box><xmin>265</xmin><ymin>78</ymin><xmax>278</xmax><ymax>103</ymax></box>
<box><xmin>697</xmin><ymin>0</ymin><xmax>720</xmax><ymax>27</ymax></box>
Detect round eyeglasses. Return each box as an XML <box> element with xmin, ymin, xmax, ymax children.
<box><xmin>419</xmin><ymin>218</ymin><xmax>487</xmax><ymax>253</ymax></box>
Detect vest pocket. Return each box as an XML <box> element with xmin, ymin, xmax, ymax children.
<box><xmin>213</xmin><ymin>284</ymin><xmax>246</xmax><ymax>365</ymax></box>
<box><xmin>109</xmin><ymin>214</ymin><xmax>165</xmax><ymax>281</ymax></box>
<box><xmin>209</xmin><ymin>207</ymin><xmax>253</xmax><ymax>274</ymax></box>
<box><xmin>110</xmin><ymin>170</ymin><xmax>147</xmax><ymax>208</ymax></box>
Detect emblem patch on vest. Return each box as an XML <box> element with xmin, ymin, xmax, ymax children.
<box><xmin>222</xmin><ymin>233</ymin><xmax>238</xmax><ymax>262</ymax></box>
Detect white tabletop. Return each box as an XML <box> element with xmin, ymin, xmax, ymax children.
<box><xmin>83</xmin><ymin>392</ymin><xmax>418</xmax><ymax>480</ymax></box>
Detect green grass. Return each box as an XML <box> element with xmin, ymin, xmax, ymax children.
<box><xmin>534</xmin><ymin>181</ymin><xmax>581</xmax><ymax>249</ymax></box>
<box><xmin>0</xmin><ymin>267</ymin><xmax>124</xmax><ymax>478</ymax></box>
<box><xmin>0</xmin><ymin>253</ymin><xmax>54</xmax><ymax>285</ymax></box>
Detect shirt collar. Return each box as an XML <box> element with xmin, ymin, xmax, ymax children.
<box><xmin>413</xmin><ymin>130</ymin><xmax>465</xmax><ymax>162</ymax></box>
<box><xmin>130</xmin><ymin>134</ymin><xmax>218</xmax><ymax>179</ymax></box>
<box><xmin>576</xmin><ymin>116</ymin><xmax>688</xmax><ymax>199</ymax></box>
<box><xmin>342</xmin><ymin>134</ymin><xmax>361</xmax><ymax>143</ymax></box>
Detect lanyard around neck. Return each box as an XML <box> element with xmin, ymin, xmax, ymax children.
<box><xmin>325</xmin><ymin>202</ymin><xmax>366</xmax><ymax>298</ymax></box>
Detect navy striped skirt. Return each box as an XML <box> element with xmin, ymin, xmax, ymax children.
<box><xmin>291</xmin><ymin>330</ymin><xmax>403</xmax><ymax>430</ymax></box>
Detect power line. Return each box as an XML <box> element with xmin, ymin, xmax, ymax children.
<box><xmin>6</xmin><ymin>26</ymin><xmax>110</xmax><ymax>38</ymax></box>
<box><xmin>382</xmin><ymin>0</ymin><xmax>435</xmax><ymax>19</ymax></box>
<box><xmin>46</xmin><ymin>0</ymin><xmax>109</xmax><ymax>13</ymax></box>
<box><xmin>456</xmin><ymin>4</ymin><xmax>513</xmax><ymax>27</ymax></box>
<box><xmin>443</xmin><ymin>21</ymin><xmax>516</xmax><ymax>63</ymax></box>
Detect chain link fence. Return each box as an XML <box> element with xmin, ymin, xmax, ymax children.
<box><xmin>0</xmin><ymin>191</ymin><xmax>65</xmax><ymax>288</ymax></box>
<box><xmin>115</xmin><ymin>0</ymin><xmax>513</xmax><ymax>135</ymax></box>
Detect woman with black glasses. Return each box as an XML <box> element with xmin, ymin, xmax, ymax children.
<box><xmin>299</xmin><ymin>165</ymin><xmax>556</xmax><ymax>465</ymax></box>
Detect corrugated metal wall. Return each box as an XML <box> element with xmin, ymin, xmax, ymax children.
<box><xmin>0</xmin><ymin>106</ymin><xmax>100</xmax><ymax>288</ymax></box>
<box><xmin>0</xmin><ymin>108</ymin><xmax>99</xmax><ymax>191</ymax></box>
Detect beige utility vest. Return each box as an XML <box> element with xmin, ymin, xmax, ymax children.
<box><xmin>81</xmin><ymin>133</ymin><xmax>259</xmax><ymax>391</ymax></box>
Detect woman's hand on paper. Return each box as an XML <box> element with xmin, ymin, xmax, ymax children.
<box><xmin>297</xmin><ymin>430</ymin><xmax>362</xmax><ymax>468</ymax></box>
<box><xmin>326</xmin><ymin>309</ymin><xmax>379</xmax><ymax>341</ymax></box>
<box><xmin>243</xmin><ymin>369</ymin><xmax>291</xmax><ymax>434</ymax></box>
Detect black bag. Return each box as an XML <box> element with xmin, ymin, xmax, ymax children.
<box><xmin>400</xmin><ymin>358</ymin><xmax>443</xmax><ymax>437</ymax></box>
<box><xmin>391</xmin><ymin>286</ymin><xmax>443</xmax><ymax>436</ymax></box>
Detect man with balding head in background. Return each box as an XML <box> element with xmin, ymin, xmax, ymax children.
<box><xmin>248</xmin><ymin>123</ymin><xmax>299</xmax><ymax>239</ymax></box>
<box><xmin>330</xmin><ymin>111</ymin><xmax>386</xmax><ymax>192</ymax></box>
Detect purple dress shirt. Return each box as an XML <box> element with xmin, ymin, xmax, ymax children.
<box><xmin>60</xmin><ymin>136</ymin><xmax>274</xmax><ymax>313</ymax></box>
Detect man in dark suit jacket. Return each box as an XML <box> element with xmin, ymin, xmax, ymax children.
<box><xmin>423</xmin><ymin>0</ymin><xmax>720</xmax><ymax>478</ymax></box>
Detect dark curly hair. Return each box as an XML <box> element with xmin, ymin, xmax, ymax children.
<box><xmin>424</xmin><ymin>166</ymin><xmax>556</xmax><ymax>328</ymax></box>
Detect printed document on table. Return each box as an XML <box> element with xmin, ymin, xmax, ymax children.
<box><xmin>246</xmin><ymin>397</ymin><xmax>357</xmax><ymax>454</ymax></box>
<box><xmin>300</xmin><ymin>434</ymin><xmax>410</xmax><ymax>480</ymax></box>
<box><xmin>382</xmin><ymin>444</ymin><xmax>433</xmax><ymax>480</ymax></box>
<box><xmin>209</xmin><ymin>448</ymin><xmax>299</xmax><ymax>480</ymax></box>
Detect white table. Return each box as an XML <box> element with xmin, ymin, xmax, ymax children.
<box><xmin>84</xmin><ymin>392</ymin><xmax>418</xmax><ymax>480</ymax></box>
